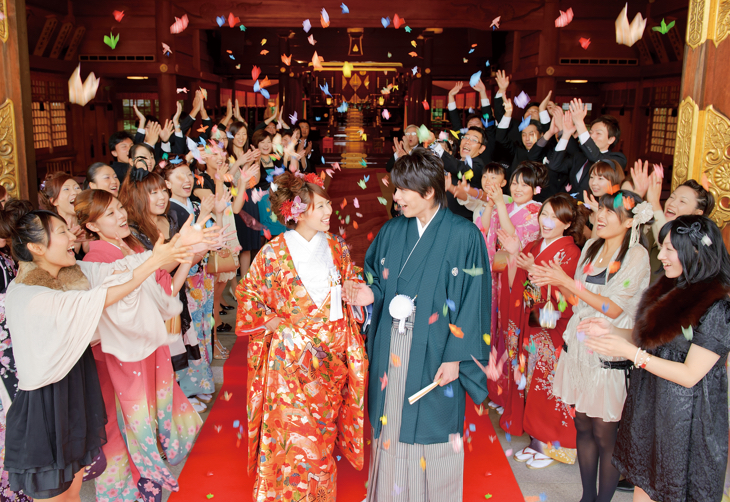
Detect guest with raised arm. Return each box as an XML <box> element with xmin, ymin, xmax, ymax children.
<box><xmin>582</xmin><ymin>215</ymin><xmax>730</xmax><ymax>502</ymax></box>
<box><xmin>497</xmin><ymin>194</ymin><xmax>586</xmax><ymax>469</ymax></box>
<box><xmin>75</xmin><ymin>189</ymin><xmax>214</xmax><ymax>502</ymax></box>
<box><xmin>1</xmin><ymin>203</ymin><xmax>193</xmax><ymax>501</ymax></box>
<box><xmin>547</xmin><ymin>101</ymin><xmax>626</xmax><ymax>202</ymax></box>
<box><xmin>531</xmin><ymin>191</ymin><xmax>653</xmax><ymax>502</ymax></box>
<box><xmin>446</xmin><ymin>79</ymin><xmax>496</xmax><ymax>165</ymax></box>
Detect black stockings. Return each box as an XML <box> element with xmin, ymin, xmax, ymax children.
<box><xmin>574</xmin><ymin>412</ymin><xmax>620</xmax><ymax>502</ymax></box>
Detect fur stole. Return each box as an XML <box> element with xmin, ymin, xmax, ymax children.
<box><xmin>14</xmin><ymin>261</ymin><xmax>90</xmax><ymax>291</ymax></box>
<box><xmin>633</xmin><ymin>275</ymin><xmax>730</xmax><ymax>349</ymax></box>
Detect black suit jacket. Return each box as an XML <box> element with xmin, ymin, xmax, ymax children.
<box><xmin>546</xmin><ymin>136</ymin><xmax>627</xmax><ymax>201</ymax></box>
<box><xmin>441</xmin><ymin>151</ymin><xmax>485</xmax><ymax>220</ymax></box>
<box><xmin>447</xmin><ymin>104</ymin><xmax>496</xmax><ymax>165</ymax></box>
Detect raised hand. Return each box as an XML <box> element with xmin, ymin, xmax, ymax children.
<box><xmin>472</xmin><ymin>79</ymin><xmax>486</xmax><ymax>94</ymax></box>
<box><xmin>503</xmin><ymin>97</ymin><xmax>513</xmax><ymax>118</ymax></box>
<box><xmin>516</xmin><ymin>252</ymin><xmax>536</xmax><ymax>273</ymax></box>
<box><xmin>539</xmin><ymin>90</ymin><xmax>553</xmax><ymax>113</ymax></box>
<box><xmin>495</xmin><ymin>69</ymin><xmax>510</xmax><ymax>94</ymax></box>
<box><xmin>151</xmin><ymin>234</ymin><xmax>193</xmax><ymax>266</ymax></box>
<box><xmin>145</xmin><ymin>121</ymin><xmax>162</xmax><ymax>145</ymax></box>
<box><xmin>562</xmin><ymin>110</ymin><xmax>577</xmax><ymax>137</ymax></box>
<box><xmin>133</xmin><ymin>104</ymin><xmax>147</xmax><ymax>129</ymax></box>
<box><xmin>497</xmin><ymin>228</ymin><xmax>520</xmax><ymax>255</ymax></box>
<box><xmin>159</xmin><ymin>119</ymin><xmax>174</xmax><ymax>143</ymax></box>
<box><xmin>583</xmin><ymin>190</ymin><xmax>599</xmax><ymax>212</ymax></box>
<box><xmin>646</xmin><ymin>171</ymin><xmax>663</xmax><ymax>211</ymax></box>
<box><xmin>214</xmin><ymin>188</ymin><xmax>232</xmax><ymax>214</ymax></box>
<box><xmin>200</xmin><ymin>193</ymin><xmax>215</xmax><ymax>217</ymax></box>
<box><xmin>392</xmin><ymin>137</ymin><xmax>408</xmax><ymax>158</ymax></box>
<box><xmin>448</xmin><ymin>81</ymin><xmax>464</xmax><ymax>99</ymax></box>
<box><xmin>630</xmin><ymin>159</ymin><xmax>651</xmax><ymax>198</ymax></box>
<box><xmin>172</xmin><ymin>101</ymin><xmax>183</xmax><ymax>128</ymax></box>
<box><xmin>569</xmin><ymin>98</ymin><xmax>588</xmax><ymax>125</ymax></box>
<box><xmin>234</xmin><ymin>98</ymin><xmax>245</xmax><ymax>123</ymax></box>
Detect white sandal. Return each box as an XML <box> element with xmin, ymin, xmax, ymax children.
<box><xmin>513</xmin><ymin>447</ymin><xmax>538</xmax><ymax>462</ymax></box>
<box><xmin>487</xmin><ymin>401</ymin><xmax>499</xmax><ymax>409</ymax></box>
<box><xmin>526</xmin><ymin>453</ymin><xmax>557</xmax><ymax>469</ymax></box>
<box><xmin>497</xmin><ymin>406</ymin><xmax>504</xmax><ymax>415</ymax></box>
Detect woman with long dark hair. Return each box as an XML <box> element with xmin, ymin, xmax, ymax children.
<box><xmin>530</xmin><ymin>190</ymin><xmax>653</xmax><ymax>502</ymax></box>
<box><xmin>0</xmin><ymin>203</ymin><xmax>192</xmax><ymax>501</ymax></box>
<box><xmin>119</xmin><ymin>168</ymin><xmax>218</xmax><ymax>412</ymax></box>
<box><xmin>583</xmin><ymin>215</ymin><xmax>730</xmax><ymax>502</ymax></box>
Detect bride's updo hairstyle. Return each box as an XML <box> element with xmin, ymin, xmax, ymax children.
<box><xmin>0</xmin><ymin>200</ymin><xmax>65</xmax><ymax>262</ymax></box>
<box><xmin>268</xmin><ymin>172</ymin><xmax>330</xmax><ymax>229</ymax></box>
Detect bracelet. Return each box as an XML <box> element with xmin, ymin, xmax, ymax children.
<box><xmin>633</xmin><ymin>347</ymin><xmax>641</xmax><ymax>367</ymax></box>
<box><xmin>477</xmin><ymin>189</ymin><xmax>482</xmax><ymax>199</ymax></box>
<box><xmin>639</xmin><ymin>354</ymin><xmax>651</xmax><ymax>369</ymax></box>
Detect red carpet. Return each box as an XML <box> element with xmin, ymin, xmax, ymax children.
<box><xmin>170</xmin><ymin>338</ymin><xmax>524</xmax><ymax>501</ymax></box>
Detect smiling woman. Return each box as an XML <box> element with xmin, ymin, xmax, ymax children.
<box><xmin>0</xmin><ymin>201</ymin><xmax>196</xmax><ymax>501</ymax></box>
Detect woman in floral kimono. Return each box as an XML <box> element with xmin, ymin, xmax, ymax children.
<box><xmin>481</xmin><ymin>161</ymin><xmax>545</xmax><ymax>412</ymax></box>
<box><xmin>76</xmin><ymin>189</ymin><xmax>209</xmax><ymax>502</ymax></box>
<box><xmin>497</xmin><ymin>193</ymin><xmax>585</xmax><ymax>469</ymax></box>
<box><xmin>236</xmin><ymin>171</ymin><xmax>367</xmax><ymax>502</ymax></box>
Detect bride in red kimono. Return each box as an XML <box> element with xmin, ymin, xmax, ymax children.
<box><xmin>235</xmin><ymin>171</ymin><xmax>367</xmax><ymax>502</ymax></box>
<box><xmin>496</xmin><ymin>193</ymin><xmax>587</xmax><ymax>469</ymax></box>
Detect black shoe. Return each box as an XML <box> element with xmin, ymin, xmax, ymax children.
<box><xmin>220</xmin><ymin>304</ymin><xmax>235</xmax><ymax>311</ymax></box>
<box><xmin>616</xmin><ymin>479</ymin><xmax>635</xmax><ymax>492</ymax></box>
<box><xmin>216</xmin><ymin>322</ymin><xmax>232</xmax><ymax>333</ymax></box>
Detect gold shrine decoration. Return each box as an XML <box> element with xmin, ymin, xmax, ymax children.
<box><xmin>686</xmin><ymin>0</ymin><xmax>730</xmax><ymax>49</ymax></box>
<box><xmin>0</xmin><ymin>100</ymin><xmax>20</xmax><ymax>198</ymax></box>
<box><xmin>0</xmin><ymin>0</ymin><xmax>8</xmax><ymax>43</ymax></box>
<box><xmin>672</xmin><ymin>96</ymin><xmax>730</xmax><ymax>229</ymax></box>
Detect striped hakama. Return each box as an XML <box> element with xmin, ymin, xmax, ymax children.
<box><xmin>372</xmin><ymin>307</ymin><xmax>464</xmax><ymax>501</ymax></box>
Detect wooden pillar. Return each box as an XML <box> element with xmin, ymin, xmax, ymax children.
<box><xmin>672</xmin><ymin>0</ymin><xmax>730</xmax><ymax>242</ymax></box>
<box><xmin>278</xmin><ymin>35</ymin><xmax>291</xmax><ymax>123</ymax></box>
<box><xmin>0</xmin><ymin>0</ymin><xmax>37</xmax><ymax>201</ymax></box>
<box><xmin>156</xmin><ymin>0</ymin><xmax>176</xmax><ymax>121</ymax></box>
<box><xmin>511</xmin><ymin>31</ymin><xmax>521</xmax><ymax>75</ymax></box>
<box><xmin>423</xmin><ymin>37</ymin><xmax>434</xmax><ymax>129</ymax></box>
<box><xmin>536</xmin><ymin>0</ymin><xmax>558</xmax><ymax>99</ymax></box>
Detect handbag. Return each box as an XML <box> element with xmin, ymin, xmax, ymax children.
<box><xmin>207</xmin><ymin>247</ymin><xmax>237</xmax><ymax>274</ymax></box>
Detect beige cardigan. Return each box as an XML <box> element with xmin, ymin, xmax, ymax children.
<box><xmin>6</xmin><ymin>252</ymin><xmax>181</xmax><ymax>391</ymax></box>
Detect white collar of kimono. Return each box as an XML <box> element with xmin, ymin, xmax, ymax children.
<box><xmin>170</xmin><ymin>197</ymin><xmax>194</xmax><ymax>214</ymax></box>
<box><xmin>284</xmin><ymin>230</ymin><xmax>343</xmax><ymax>319</ymax></box>
<box><xmin>416</xmin><ymin>205</ymin><xmax>440</xmax><ymax>237</ymax></box>
<box><xmin>509</xmin><ymin>201</ymin><xmax>529</xmax><ymax>218</ymax></box>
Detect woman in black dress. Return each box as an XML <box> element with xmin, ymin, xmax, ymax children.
<box><xmin>0</xmin><ymin>203</ymin><xmax>194</xmax><ymax>501</ymax></box>
<box><xmin>582</xmin><ymin>215</ymin><xmax>730</xmax><ymax>502</ymax></box>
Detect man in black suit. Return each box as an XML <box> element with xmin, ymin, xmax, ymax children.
<box><xmin>386</xmin><ymin>124</ymin><xmax>421</xmax><ymax>173</ymax></box>
<box><xmin>547</xmin><ymin>98</ymin><xmax>626</xmax><ymax>201</ymax></box>
<box><xmin>446</xmin><ymin>79</ymin><xmax>496</xmax><ymax>166</ymax></box>
<box><xmin>429</xmin><ymin>126</ymin><xmax>487</xmax><ymax>221</ymax></box>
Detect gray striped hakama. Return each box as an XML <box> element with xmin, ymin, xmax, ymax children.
<box><xmin>372</xmin><ymin>307</ymin><xmax>464</xmax><ymax>501</ymax></box>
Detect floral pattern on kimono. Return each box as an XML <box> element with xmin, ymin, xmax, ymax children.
<box><xmin>479</xmin><ymin>200</ymin><xmax>541</xmax><ymax>406</ymax></box>
<box><xmin>173</xmin><ymin>202</ymin><xmax>215</xmax><ymax>397</ymax></box>
<box><xmin>499</xmin><ymin>237</ymin><xmax>581</xmax><ymax>460</ymax></box>
<box><xmin>235</xmin><ymin>233</ymin><xmax>367</xmax><ymax>502</ymax></box>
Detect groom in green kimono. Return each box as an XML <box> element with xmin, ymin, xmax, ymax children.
<box><xmin>344</xmin><ymin>147</ymin><xmax>490</xmax><ymax>501</ymax></box>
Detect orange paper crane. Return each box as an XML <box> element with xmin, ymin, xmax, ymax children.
<box><xmin>281</xmin><ymin>54</ymin><xmax>292</xmax><ymax>66</ymax></box>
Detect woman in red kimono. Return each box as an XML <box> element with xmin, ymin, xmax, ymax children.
<box><xmin>497</xmin><ymin>193</ymin><xmax>586</xmax><ymax>469</ymax></box>
<box><xmin>235</xmin><ymin>171</ymin><xmax>367</xmax><ymax>502</ymax></box>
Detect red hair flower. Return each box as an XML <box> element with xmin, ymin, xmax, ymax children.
<box><xmin>303</xmin><ymin>172</ymin><xmax>325</xmax><ymax>188</ymax></box>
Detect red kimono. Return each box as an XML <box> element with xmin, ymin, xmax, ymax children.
<box><xmin>499</xmin><ymin>237</ymin><xmax>580</xmax><ymax>452</ymax></box>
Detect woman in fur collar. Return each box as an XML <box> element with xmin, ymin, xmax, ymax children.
<box><xmin>0</xmin><ymin>204</ymin><xmax>211</xmax><ymax>501</ymax></box>
<box><xmin>583</xmin><ymin>215</ymin><xmax>730</xmax><ymax>502</ymax></box>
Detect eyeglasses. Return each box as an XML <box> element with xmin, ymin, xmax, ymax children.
<box><xmin>462</xmin><ymin>135</ymin><xmax>481</xmax><ymax>145</ymax></box>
